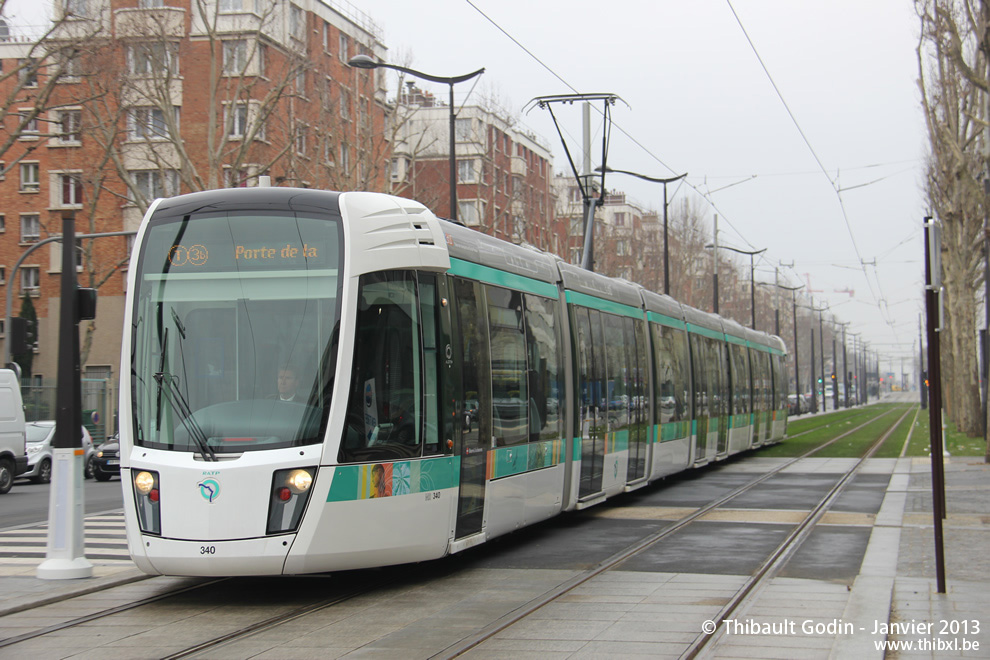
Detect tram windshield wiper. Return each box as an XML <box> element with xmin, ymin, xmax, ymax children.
<box><xmin>153</xmin><ymin>371</ymin><xmax>217</xmax><ymax>461</ymax></box>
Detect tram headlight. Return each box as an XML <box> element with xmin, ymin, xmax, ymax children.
<box><xmin>286</xmin><ymin>469</ymin><xmax>313</xmax><ymax>494</ymax></box>
<box><xmin>267</xmin><ymin>467</ymin><xmax>317</xmax><ymax>535</ymax></box>
<box><xmin>134</xmin><ymin>471</ymin><xmax>155</xmax><ymax>495</ymax></box>
<box><xmin>131</xmin><ymin>469</ymin><xmax>161</xmax><ymax>536</ymax></box>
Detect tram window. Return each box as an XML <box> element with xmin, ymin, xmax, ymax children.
<box><xmin>730</xmin><ymin>343</ymin><xmax>750</xmax><ymax>415</ymax></box>
<box><xmin>689</xmin><ymin>334</ymin><xmax>708</xmax><ymax>418</ymax></box>
<box><xmin>523</xmin><ymin>293</ymin><xmax>562</xmax><ymax>443</ymax></box>
<box><xmin>419</xmin><ymin>273</ymin><xmax>440</xmax><ymax>455</ymax></box>
<box><xmin>340</xmin><ymin>271</ymin><xmax>423</xmax><ymax>462</ymax></box>
<box><xmin>454</xmin><ymin>278</ymin><xmax>491</xmax><ymax>452</ymax></box>
<box><xmin>653</xmin><ymin>323</ymin><xmax>689</xmax><ymax>424</ymax></box>
<box><xmin>603</xmin><ymin>313</ymin><xmax>630</xmax><ymax>431</ymax></box>
<box><xmin>487</xmin><ymin>285</ymin><xmax>527</xmax><ymax>447</ymax></box>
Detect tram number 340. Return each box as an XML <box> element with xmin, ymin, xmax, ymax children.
<box><xmin>200</xmin><ymin>545</ymin><xmax>217</xmax><ymax>555</ymax></box>
<box><xmin>425</xmin><ymin>491</ymin><xmax>441</xmax><ymax>501</ymax></box>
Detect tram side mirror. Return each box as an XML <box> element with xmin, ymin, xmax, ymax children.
<box><xmin>78</xmin><ymin>288</ymin><xmax>97</xmax><ymax>320</ymax></box>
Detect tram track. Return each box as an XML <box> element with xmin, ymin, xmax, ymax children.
<box><xmin>433</xmin><ymin>405</ymin><xmax>908</xmax><ymax>659</ymax></box>
<box><xmin>0</xmin><ymin>405</ymin><xmax>907</xmax><ymax>658</ymax></box>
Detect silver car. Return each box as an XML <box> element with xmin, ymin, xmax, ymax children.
<box><xmin>21</xmin><ymin>421</ymin><xmax>95</xmax><ymax>483</ymax></box>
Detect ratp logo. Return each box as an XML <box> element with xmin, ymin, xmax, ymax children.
<box><xmin>198</xmin><ymin>478</ymin><xmax>220</xmax><ymax>503</ymax></box>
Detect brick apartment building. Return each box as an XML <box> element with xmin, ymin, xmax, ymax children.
<box><xmin>0</xmin><ymin>0</ymin><xmax>388</xmax><ymax>386</ymax></box>
<box><xmin>390</xmin><ymin>84</ymin><xmax>559</xmax><ymax>252</ymax></box>
<box><xmin>553</xmin><ymin>175</ymin><xmax>662</xmax><ymax>288</ymax></box>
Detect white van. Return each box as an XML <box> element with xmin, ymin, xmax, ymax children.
<box><xmin>0</xmin><ymin>368</ymin><xmax>28</xmax><ymax>494</ymax></box>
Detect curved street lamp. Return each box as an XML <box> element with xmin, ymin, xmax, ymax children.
<box><xmin>347</xmin><ymin>54</ymin><xmax>484</xmax><ymax>222</ymax></box>
<box><xmin>705</xmin><ymin>244</ymin><xmax>766</xmax><ymax>329</ymax></box>
<box><xmin>595</xmin><ymin>166</ymin><xmax>686</xmax><ymax>295</ymax></box>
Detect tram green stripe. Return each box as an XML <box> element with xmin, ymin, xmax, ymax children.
<box><xmin>658</xmin><ymin>420</ymin><xmax>690</xmax><ymax>442</ymax></box>
<box><xmin>725</xmin><ymin>334</ymin><xmax>747</xmax><ymax>346</ymax></box>
<box><xmin>565</xmin><ymin>291</ymin><xmax>643</xmax><ymax>319</ymax></box>
<box><xmin>448</xmin><ymin>257</ymin><xmax>559</xmax><ymax>299</ymax></box>
<box><xmin>326</xmin><ymin>456</ymin><xmax>459</xmax><ymax>502</ymax></box>
<box><xmin>647</xmin><ymin>311</ymin><xmax>686</xmax><ymax>329</ymax></box>
<box><xmin>686</xmin><ymin>323</ymin><xmax>724</xmax><ymax>341</ymax></box>
<box><xmin>490</xmin><ymin>439</ymin><xmax>564</xmax><ymax>479</ymax></box>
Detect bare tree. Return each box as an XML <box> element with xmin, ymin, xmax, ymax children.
<box><xmin>916</xmin><ymin>0</ymin><xmax>987</xmax><ymax>443</ymax></box>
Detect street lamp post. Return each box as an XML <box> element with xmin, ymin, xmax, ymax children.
<box><xmin>705</xmin><ymin>244</ymin><xmax>766</xmax><ymax>329</ymax></box>
<box><xmin>347</xmin><ymin>54</ymin><xmax>484</xmax><ymax>222</ymax></box>
<box><xmin>595</xmin><ymin>166</ymin><xmax>686</xmax><ymax>295</ymax></box>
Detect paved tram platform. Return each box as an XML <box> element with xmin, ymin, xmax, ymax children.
<box><xmin>0</xmin><ymin>455</ymin><xmax>987</xmax><ymax>658</ymax></box>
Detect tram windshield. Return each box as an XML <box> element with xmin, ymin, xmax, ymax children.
<box><xmin>130</xmin><ymin>209</ymin><xmax>342</xmax><ymax>454</ymax></box>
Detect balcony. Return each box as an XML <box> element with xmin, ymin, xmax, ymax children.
<box><xmin>511</xmin><ymin>156</ymin><xmax>527</xmax><ymax>178</ymax></box>
<box><xmin>115</xmin><ymin>7</ymin><xmax>186</xmax><ymax>39</ymax></box>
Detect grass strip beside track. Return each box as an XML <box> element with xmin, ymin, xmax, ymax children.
<box><xmin>764</xmin><ymin>404</ymin><xmax>904</xmax><ymax>458</ymax></box>
<box><xmin>908</xmin><ymin>408</ymin><xmax>987</xmax><ymax>457</ymax></box>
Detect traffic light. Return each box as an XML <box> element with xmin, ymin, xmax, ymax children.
<box><xmin>817</xmin><ymin>377</ymin><xmax>823</xmax><ymax>384</ymax></box>
<box><xmin>831</xmin><ymin>373</ymin><xmax>836</xmax><ymax>381</ymax></box>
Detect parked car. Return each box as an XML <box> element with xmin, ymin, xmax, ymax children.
<box><xmin>92</xmin><ymin>435</ymin><xmax>120</xmax><ymax>482</ymax></box>
<box><xmin>21</xmin><ymin>421</ymin><xmax>95</xmax><ymax>484</ymax></box>
<box><xmin>0</xmin><ymin>369</ymin><xmax>28</xmax><ymax>495</ymax></box>
<box><xmin>787</xmin><ymin>394</ymin><xmax>810</xmax><ymax>415</ymax></box>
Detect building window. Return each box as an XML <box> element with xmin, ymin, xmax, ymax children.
<box><xmin>224</xmin><ymin>167</ymin><xmax>253</xmax><ymax>188</ymax></box>
<box><xmin>293</xmin><ymin>65</ymin><xmax>306</xmax><ymax>95</ymax></box>
<box><xmin>340</xmin><ymin>143</ymin><xmax>350</xmax><ymax>171</ymax></box>
<box><xmin>139</xmin><ymin>0</ymin><xmax>165</xmax><ymax>7</ymax></box>
<box><xmin>65</xmin><ymin>0</ymin><xmax>88</xmax><ymax>17</ymax></box>
<box><xmin>21</xmin><ymin>214</ymin><xmax>40</xmax><ymax>243</ymax></box>
<box><xmin>289</xmin><ymin>4</ymin><xmax>305</xmax><ymax>41</ymax></box>
<box><xmin>338</xmin><ymin>33</ymin><xmax>349</xmax><ymax>61</ymax></box>
<box><xmin>227</xmin><ymin>103</ymin><xmax>248</xmax><ymax>138</ymax></box>
<box><xmin>615</xmin><ymin>212</ymin><xmax>626</xmax><ymax>227</ymax></box>
<box><xmin>58</xmin><ymin>109</ymin><xmax>82</xmax><ymax>142</ymax></box>
<box><xmin>457</xmin><ymin>159</ymin><xmax>476</xmax><ymax>183</ymax></box>
<box><xmin>222</xmin><ymin>40</ymin><xmax>247</xmax><ymax>74</ymax></box>
<box><xmin>616</xmin><ymin>239</ymin><xmax>629</xmax><ymax>256</ymax></box>
<box><xmin>20</xmin><ymin>163</ymin><xmax>39</xmax><ymax>191</ymax></box>
<box><xmin>128</xmin><ymin>43</ymin><xmax>178</xmax><ymax>76</ymax></box>
<box><xmin>322</xmin><ymin>22</ymin><xmax>330</xmax><ymax>51</ymax></box>
<box><xmin>60</xmin><ymin>173</ymin><xmax>83</xmax><ymax>206</ymax></box>
<box><xmin>21</xmin><ymin>267</ymin><xmax>40</xmax><ymax>293</ymax></box>
<box><xmin>0</xmin><ymin>267</ymin><xmax>5</xmax><ymax>284</ymax></box>
<box><xmin>131</xmin><ymin>170</ymin><xmax>179</xmax><ymax>201</ymax></box>
<box><xmin>295</xmin><ymin>124</ymin><xmax>307</xmax><ymax>156</ymax></box>
<box><xmin>323</xmin><ymin>136</ymin><xmax>335</xmax><ymax>165</ymax></box>
<box><xmin>19</xmin><ymin>59</ymin><xmax>38</xmax><ymax>87</ymax></box>
<box><xmin>340</xmin><ymin>89</ymin><xmax>351</xmax><ymax>120</ymax></box>
<box><xmin>19</xmin><ymin>111</ymin><xmax>39</xmax><ymax>138</ymax></box>
<box><xmin>455</xmin><ymin>118</ymin><xmax>472</xmax><ymax>142</ymax></box>
<box><xmin>58</xmin><ymin>49</ymin><xmax>82</xmax><ymax>80</ymax></box>
<box><xmin>0</xmin><ymin>214</ymin><xmax>4</xmax><ymax>232</ymax></box>
<box><xmin>129</xmin><ymin>107</ymin><xmax>173</xmax><ymax>140</ymax></box>
<box><xmin>458</xmin><ymin>200</ymin><xmax>484</xmax><ymax>226</ymax></box>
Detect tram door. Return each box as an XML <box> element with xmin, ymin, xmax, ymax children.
<box><xmin>452</xmin><ymin>279</ymin><xmax>490</xmax><ymax>540</ymax></box>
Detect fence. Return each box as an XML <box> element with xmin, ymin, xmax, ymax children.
<box><xmin>21</xmin><ymin>378</ymin><xmax>118</xmax><ymax>443</ymax></box>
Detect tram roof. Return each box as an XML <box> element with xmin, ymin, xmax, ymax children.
<box><xmin>151</xmin><ymin>187</ymin><xmax>343</xmax><ymax>216</ymax></box>
<box><xmin>557</xmin><ymin>262</ymin><xmax>643</xmax><ymax>310</ymax></box>
<box><xmin>641</xmin><ymin>289</ymin><xmax>686</xmax><ymax>323</ymax></box>
<box><xmin>438</xmin><ymin>219</ymin><xmax>560</xmax><ymax>286</ymax></box>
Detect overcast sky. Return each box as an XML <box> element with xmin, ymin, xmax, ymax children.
<box><xmin>4</xmin><ymin>0</ymin><xmax>927</xmax><ymax>373</ymax></box>
<box><xmin>360</xmin><ymin>0</ymin><xmax>927</xmax><ymax>374</ymax></box>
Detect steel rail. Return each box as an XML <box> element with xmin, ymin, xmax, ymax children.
<box><xmin>432</xmin><ymin>405</ymin><xmax>902</xmax><ymax>659</ymax></box>
<box><xmin>680</xmin><ymin>406</ymin><xmax>913</xmax><ymax>659</ymax></box>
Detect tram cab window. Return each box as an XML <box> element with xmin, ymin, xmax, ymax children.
<box><xmin>340</xmin><ymin>271</ymin><xmax>430</xmax><ymax>462</ymax></box>
<box><xmin>129</xmin><ymin>210</ymin><xmax>340</xmax><ymax>455</ymax></box>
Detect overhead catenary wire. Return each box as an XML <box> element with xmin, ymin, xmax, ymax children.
<box><xmin>463</xmin><ymin>0</ymin><xmax>897</xmax><ymax>342</ymax></box>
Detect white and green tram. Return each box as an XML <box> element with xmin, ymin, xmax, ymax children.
<box><xmin>119</xmin><ymin>188</ymin><xmax>787</xmax><ymax>576</ymax></box>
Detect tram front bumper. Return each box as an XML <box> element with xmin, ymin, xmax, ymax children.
<box><xmin>133</xmin><ymin>534</ymin><xmax>295</xmax><ymax>576</ymax></box>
